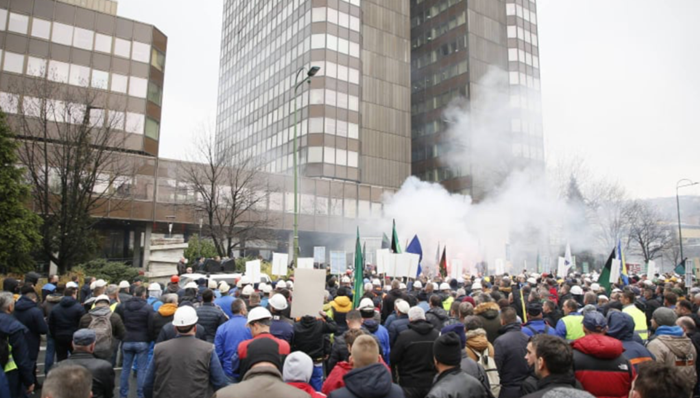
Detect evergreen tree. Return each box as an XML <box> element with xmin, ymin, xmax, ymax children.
<box><xmin>0</xmin><ymin>111</ymin><xmax>42</xmax><ymax>273</ymax></box>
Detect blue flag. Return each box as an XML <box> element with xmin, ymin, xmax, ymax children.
<box><xmin>406</xmin><ymin>235</ymin><xmax>423</xmax><ymax>278</ymax></box>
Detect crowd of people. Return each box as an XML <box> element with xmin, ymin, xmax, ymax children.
<box><xmin>0</xmin><ymin>268</ymin><xmax>697</xmax><ymax>398</ymax></box>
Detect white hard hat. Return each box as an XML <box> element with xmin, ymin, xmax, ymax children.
<box><xmin>208</xmin><ymin>279</ymin><xmax>218</xmax><ymax>289</ymax></box>
<box><xmin>364</xmin><ymin>283</ymin><xmax>373</xmax><ymax>291</ymax></box>
<box><xmin>395</xmin><ymin>299</ymin><xmax>410</xmax><ymax>314</ymax></box>
<box><xmin>527</xmin><ymin>278</ymin><xmax>537</xmax><ymax>285</ymax></box>
<box><xmin>341</xmin><ymin>276</ymin><xmax>350</xmax><ymax>284</ymax></box>
<box><xmin>612</xmin><ymin>288</ymin><xmax>622</xmax><ymax>293</ymax></box>
<box><xmin>240</xmin><ymin>276</ymin><xmax>251</xmax><ymax>285</ymax></box>
<box><xmin>236</xmin><ymin>278</ymin><xmax>244</xmax><ymax>289</ymax></box>
<box><xmin>173</xmin><ymin>306</ymin><xmax>198</xmax><ymax>327</ymax></box>
<box><xmin>591</xmin><ymin>283</ymin><xmax>600</xmax><ymax>291</ymax></box>
<box><xmin>598</xmin><ymin>295</ymin><xmax>609</xmax><ymax>301</ymax></box>
<box><xmin>262</xmin><ymin>284</ymin><xmax>272</xmax><ymax>294</ymax></box>
<box><xmin>247</xmin><ymin>307</ymin><xmax>272</xmax><ymax>325</ymax></box>
<box><xmin>276</xmin><ymin>281</ymin><xmax>287</xmax><ymax>289</ymax></box>
<box><xmin>89</xmin><ymin>281</ymin><xmax>97</xmax><ymax>290</ymax></box>
<box><xmin>258</xmin><ymin>283</ymin><xmax>267</xmax><ymax>291</ymax></box>
<box><xmin>359</xmin><ymin>298</ymin><xmax>374</xmax><ymax>310</ymax></box>
<box><xmin>66</xmin><ymin>281</ymin><xmax>79</xmax><ymax>289</ymax></box>
<box><xmin>269</xmin><ymin>294</ymin><xmax>288</xmax><ymax>311</ymax></box>
<box><xmin>413</xmin><ymin>281</ymin><xmax>423</xmax><ymax>289</ymax></box>
<box><xmin>184</xmin><ymin>281</ymin><xmax>197</xmax><ymax>289</ymax></box>
<box><xmin>118</xmin><ymin>281</ymin><xmax>130</xmax><ymax>289</ymax></box>
<box><xmin>399</xmin><ymin>283</ymin><xmax>407</xmax><ymax>290</ymax></box>
<box><xmin>439</xmin><ymin>283</ymin><xmax>450</xmax><ymax>291</ymax></box>
<box><xmin>432</xmin><ymin>283</ymin><xmax>439</xmax><ymax>290</ymax></box>
<box><xmin>242</xmin><ymin>285</ymin><xmax>255</xmax><ymax>296</ymax></box>
<box><xmin>372</xmin><ymin>279</ymin><xmax>381</xmax><ymax>286</ymax></box>
<box><xmin>94</xmin><ymin>294</ymin><xmax>110</xmax><ymax>304</ymax></box>
<box><xmin>95</xmin><ymin>279</ymin><xmax>107</xmax><ymax>288</ymax></box>
<box><xmin>571</xmin><ymin>286</ymin><xmax>583</xmax><ymax>295</ymax></box>
<box><xmin>219</xmin><ymin>282</ymin><xmax>231</xmax><ymax>294</ymax></box>
<box><xmin>148</xmin><ymin>283</ymin><xmax>161</xmax><ymax>291</ymax></box>
<box><xmin>643</xmin><ymin>280</ymin><xmax>653</xmax><ymax>287</ymax></box>
<box><xmin>287</xmin><ymin>281</ymin><xmax>294</xmax><ymax>289</ymax></box>
<box><xmin>472</xmin><ymin>282</ymin><xmax>483</xmax><ymax>290</ymax></box>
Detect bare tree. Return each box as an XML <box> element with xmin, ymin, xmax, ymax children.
<box><xmin>586</xmin><ymin>180</ymin><xmax>633</xmax><ymax>253</ymax></box>
<box><xmin>663</xmin><ymin>233</ymin><xmax>681</xmax><ymax>267</ymax></box>
<box><xmin>626</xmin><ymin>201</ymin><xmax>674</xmax><ymax>262</ymax></box>
<box><xmin>11</xmin><ymin>74</ymin><xmax>135</xmax><ymax>273</ymax></box>
<box><xmin>181</xmin><ymin>129</ymin><xmax>274</xmax><ymax>258</ymax></box>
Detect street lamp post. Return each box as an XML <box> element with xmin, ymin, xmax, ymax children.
<box><xmin>292</xmin><ymin>66</ymin><xmax>321</xmax><ymax>269</ymax></box>
<box><xmin>676</xmin><ymin>179</ymin><xmax>698</xmax><ymax>271</ymax></box>
<box><xmin>198</xmin><ymin>218</ymin><xmax>203</xmax><ymax>259</ymax></box>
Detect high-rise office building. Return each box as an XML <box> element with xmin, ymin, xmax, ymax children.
<box><xmin>57</xmin><ymin>0</ymin><xmax>118</xmax><ymax>15</ymax></box>
<box><xmin>215</xmin><ymin>0</ymin><xmax>411</xmax><ymax>189</ymax></box>
<box><xmin>410</xmin><ymin>0</ymin><xmax>543</xmax><ymax>197</ymax></box>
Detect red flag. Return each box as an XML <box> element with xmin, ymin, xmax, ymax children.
<box><xmin>440</xmin><ymin>246</ymin><xmax>447</xmax><ymax>278</ymax></box>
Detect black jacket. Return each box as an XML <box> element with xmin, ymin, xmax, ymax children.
<box><xmin>13</xmin><ymin>296</ymin><xmax>48</xmax><ymax>359</ymax></box>
<box><xmin>521</xmin><ymin>372</ymin><xmax>581</xmax><ymax>398</ymax></box>
<box><xmin>195</xmin><ymin>303</ymin><xmax>228</xmax><ymax>343</ymax></box>
<box><xmin>292</xmin><ymin>315</ymin><xmax>337</xmax><ymax>361</ymax></box>
<box><xmin>48</xmin><ymin>296</ymin><xmax>86</xmax><ymax>341</ymax></box>
<box><xmin>388</xmin><ymin>315</ymin><xmax>410</xmax><ymax>347</ymax></box>
<box><xmin>0</xmin><ymin>313</ymin><xmax>33</xmax><ymax>391</ymax></box>
<box><xmin>328</xmin><ymin>363</ymin><xmax>404</xmax><ymax>398</ymax></box>
<box><xmin>155</xmin><ymin>322</ymin><xmax>207</xmax><ymax>343</ymax></box>
<box><xmin>543</xmin><ymin>308</ymin><xmax>563</xmax><ymax>328</ymax></box>
<box><xmin>426</xmin><ymin>367</ymin><xmax>488</xmax><ymax>398</ymax></box>
<box><xmin>150</xmin><ymin>313</ymin><xmax>174</xmax><ymax>342</ymax></box>
<box><xmin>81</xmin><ymin>283</ymin><xmax>92</xmax><ymax>303</ymax></box>
<box><xmin>426</xmin><ymin>307</ymin><xmax>449</xmax><ymax>331</ymax></box>
<box><xmin>328</xmin><ymin>328</ymin><xmax>382</xmax><ymax>372</ymax></box>
<box><xmin>64</xmin><ymin>352</ymin><xmax>115</xmax><ymax>398</ymax></box>
<box><xmin>390</xmin><ymin>320</ymin><xmax>438</xmax><ymax>389</ymax></box>
<box><xmin>493</xmin><ymin>323</ymin><xmax>530</xmax><ymax>398</ymax></box>
<box><xmin>381</xmin><ymin>289</ymin><xmax>403</xmax><ymax>323</ymax></box>
<box><xmin>643</xmin><ymin>297</ymin><xmax>661</xmax><ymax>330</ymax></box>
<box><xmin>116</xmin><ymin>297</ymin><xmax>153</xmax><ymax>343</ymax></box>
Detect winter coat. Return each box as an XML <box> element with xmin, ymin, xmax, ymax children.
<box><xmin>196</xmin><ymin>302</ymin><xmax>228</xmax><ymax>343</ymax></box>
<box><xmin>156</xmin><ymin>322</ymin><xmax>207</xmax><ymax>343</ymax></box>
<box><xmin>288</xmin><ymin>381</ymin><xmax>326</xmax><ymax>398</ymax></box>
<box><xmin>425</xmin><ymin>367</ymin><xmax>488</xmax><ymax>398</ymax></box>
<box><xmin>13</xmin><ymin>296</ymin><xmax>48</xmax><ymax>360</ymax></box>
<box><xmin>81</xmin><ymin>283</ymin><xmax>92</xmax><ymax>303</ymax></box>
<box><xmin>238</xmin><ymin>334</ymin><xmax>291</xmax><ymax>377</ymax></box>
<box><xmin>149</xmin><ymin>303</ymin><xmax>177</xmax><ymax>342</ymax></box>
<box><xmin>642</xmin><ymin>296</ymin><xmax>661</xmax><ymax>330</ymax></box>
<box><xmin>214</xmin><ymin>366</ymin><xmax>309</xmax><ymax>398</ymax></box>
<box><xmin>474</xmin><ymin>302</ymin><xmax>501</xmax><ymax>344</ymax></box>
<box><xmin>390</xmin><ymin>320</ymin><xmax>439</xmax><ymax>389</ymax></box>
<box><xmin>327</xmin><ymin>285</ymin><xmax>338</xmax><ymax>299</ymax></box>
<box><xmin>328</xmin><ymin>328</ymin><xmax>384</xmax><ymax>372</ymax></box>
<box><xmin>48</xmin><ymin>296</ymin><xmax>86</xmax><ymax>341</ymax></box>
<box><xmin>79</xmin><ymin>306</ymin><xmax>126</xmax><ymax>359</ymax></box>
<box><xmin>460</xmin><ymin>352</ymin><xmax>491</xmax><ymax>395</ymax></box>
<box><xmin>116</xmin><ymin>297</ymin><xmax>153</xmax><ymax>342</ymax></box>
<box><xmin>323</xmin><ymin>361</ymin><xmax>353</xmax><ymax>396</ymax></box>
<box><xmin>493</xmin><ymin>322</ymin><xmax>530</xmax><ymax>398</ymax></box>
<box><xmin>329</xmin><ymin>296</ymin><xmax>353</xmax><ymax>336</ymax></box>
<box><xmin>42</xmin><ymin>293</ymin><xmax>63</xmax><ymax>318</ymax></box>
<box><xmin>572</xmin><ymin>334</ymin><xmax>634</xmax><ymax>398</ymax></box>
<box><xmin>646</xmin><ymin>325</ymin><xmax>697</xmax><ymax>393</ymax></box>
<box><xmin>328</xmin><ymin>363</ymin><xmax>404</xmax><ymax>398</ymax></box>
<box><xmin>381</xmin><ymin>289</ymin><xmax>403</xmax><ymax>322</ymax></box>
<box><xmin>426</xmin><ymin>307</ymin><xmax>449</xmax><ymax>331</ymax></box>
<box><xmin>292</xmin><ymin>315</ymin><xmax>337</xmax><ymax>361</ymax></box>
<box><xmin>364</xmin><ymin>320</ymin><xmax>391</xmax><ymax>363</ymax></box>
<box><xmin>605</xmin><ymin>311</ymin><xmax>654</xmax><ymax>371</ymax></box>
<box><xmin>214</xmin><ymin>294</ymin><xmax>235</xmax><ymax>319</ymax></box>
<box><xmin>387</xmin><ymin>315</ymin><xmax>409</xmax><ymax>347</ymax></box>
<box><xmin>0</xmin><ymin>313</ymin><xmax>33</xmax><ymax>394</ymax></box>
<box><xmin>270</xmin><ymin>315</ymin><xmax>295</xmax><ymax>344</ymax></box>
<box><xmin>214</xmin><ymin>314</ymin><xmax>252</xmax><ymax>379</ymax></box>
<box><xmin>543</xmin><ymin>308</ymin><xmax>563</xmax><ymax>328</ymax></box>
<box><xmin>64</xmin><ymin>352</ymin><xmax>115</xmax><ymax>398</ymax></box>
<box><xmin>521</xmin><ymin>319</ymin><xmax>557</xmax><ymax>337</ymax></box>
<box><xmin>521</xmin><ymin>372</ymin><xmax>580</xmax><ymax>398</ymax></box>
<box><xmin>465</xmin><ymin>328</ymin><xmax>495</xmax><ymax>362</ymax></box>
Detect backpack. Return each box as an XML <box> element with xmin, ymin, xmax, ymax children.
<box><xmin>525</xmin><ymin>324</ymin><xmax>550</xmax><ymax>335</ymax></box>
<box><xmin>88</xmin><ymin>313</ymin><xmax>113</xmax><ymax>354</ymax></box>
<box><xmin>471</xmin><ymin>347</ymin><xmax>500</xmax><ymax>398</ymax></box>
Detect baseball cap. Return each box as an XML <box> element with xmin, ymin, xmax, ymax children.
<box><xmin>269</xmin><ymin>294</ymin><xmax>288</xmax><ymax>311</ymax></box>
<box><xmin>173</xmin><ymin>306</ymin><xmax>198</xmax><ymax>327</ymax></box>
<box><xmin>582</xmin><ymin>311</ymin><xmax>607</xmax><ymax>332</ymax></box>
<box><xmin>247</xmin><ymin>307</ymin><xmax>272</xmax><ymax>325</ymax></box>
<box><xmin>73</xmin><ymin>329</ymin><xmax>96</xmax><ymax>346</ymax></box>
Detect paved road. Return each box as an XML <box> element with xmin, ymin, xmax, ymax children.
<box><xmin>36</xmin><ymin>343</ymin><xmax>140</xmax><ymax>398</ymax></box>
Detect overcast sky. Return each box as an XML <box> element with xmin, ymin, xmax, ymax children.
<box><xmin>117</xmin><ymin>0</ymin><xmax>700</xmax><ymax>200</ymax></box>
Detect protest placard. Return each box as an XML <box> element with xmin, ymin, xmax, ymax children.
<box><xmin>245</xmin><ymin>260</ymin><xmax>261</xmax><ymax>283</ymax></box>
<box><xmin>272</xmin><ymin>253</ymin><xmax>288</xmax><ymax>276</ymax></box>
<box><xmin>291</xmin><ymin>268</ymin><xmax>326</xmax><ymax>318</ymax></box>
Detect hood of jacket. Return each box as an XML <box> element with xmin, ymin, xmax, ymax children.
<box><xmin>125</xmin><ymin>297</ymin><xmax>148</xmax><ymax>311</ymax></box>
<box><xmin>343</xmin><ymin>362</ymin><xmax>394</xmax><ymax>398</ymax></box>
<box><xmin>654</xmin><ymin>325</ymin><xmax>685</xmax><ymax>337</ymax></box>
<box><xmin>407</xmin><ymin>319</ymin><xmax>435</xmax><ymax>335</ymax></box>
<box><xmin>427</xmin><ymin>307</ymin><xmax>448</xmax><ymax>321</ymax></box>
<box><xmin>158</xmin><ymin>303</ymin><xmax>178</xmax><ymax>317</ymax></box>
<box><xmin>606</xmin><ymin>311</ymin><xmax>635</xmax><ymax>341</ymax></box>
<box><xmin>572</xmin><ymin>334</ymin><xmax>624</xmax><ymax>359</ymax></box>
<box><xmin>287</xmin><ymin>382</ymin><xmax>317</xmax><ymax>395</ymax></box>
<box><xmin>166</xmin><ymin>283</ymin><xmax>179</xmax><ymax>294</ymax></box>
<box><xmin>88</xmin><ymin>306</ymin><xmax>112</xmax><ymax>317</ymax></box>
<box><xmin>46</xmin><ymin>293</ymin><xmax>63</xmax><ymax>304</ymax></box>
<box><xmin>655</xmin><ymin>334</ymin><xmax>694</xmax><ymax>358</ymax></box>
<box><xmin>14</xmin><ymin>296</ymin><xmax>37</xmax><ymax>312</ymax></box>
<box><xmin>331</xmin><ymin>296</ymin><xmax>353</xmax><ymax>312</ymax></box>
<box><xmin>299</xmin><ymin>315</ymin><xmax>321</xmax><ymax>328</ymax></box>
<box><xmin>363</xmin><ymin>320</ymin><xmax>379</xmax><ymax>333</ymax></box>
<box><xmin>465</xmin><ymin>328</ymin><xmax>489</xmax><ymax>352</ymax></box>
<box><xmin>474</xmin><ymin>302</ymin><xmax>500</xmax><ymax>319</ymax></box>
<box><xmin>60</xmin><ymin>296</ymin><xmax>79</xmax><ymax>308</ymax></box>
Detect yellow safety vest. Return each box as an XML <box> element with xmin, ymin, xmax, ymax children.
<box><xmin>562</xmin><ymin>314</ymin><xmax>585</xmax><ymax>341</ymax></box>
<box><xmin>4</xmin><ymin>344</ymin><xmax>17</xmax><ymax>372</ymax></box>
<box><xmin>623</xmin><ymin>305</ymin><xmax>649</xmax><ymax>341</ymax></box>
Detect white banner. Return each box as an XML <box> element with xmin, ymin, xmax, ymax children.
<box><xmin>376</xmin><ymin>249</ymin><xmax>390</xmax><ymax>274</ymax></box>
<box><xmin>297</xmin><ymin>257</ymin><xmax>314</xmax><ymax>269</ymax></box>
<box><xmin>557</xmin><ymin>257</ymin><xmax>570</xmax><ymax>277</ymax></box>
<box><xmin>646</xmin><ymin>260</ymin><xmax>656</xmax><ymax>277</ymax></box>
<box><xmin>272</xmin><ymin>253</ymin><xmax>288</xmax><ymax>276</ymax></box>
<box><xmin>451</xmin><ymin>259</ymin><xmax>463</xmax><ymax>280</ymax></box>
<box><xmin>495</xmin><ymin>258</ymin><xmax>505</xmax><ymax>275</ymax></box>
<box><xmin>330</xmin><ymin>251</ymin><xmax>347</xmax><ymax>275</ymax></box>
<box><xmin>291</xmin><ymin>268</ymin><xmax>326</xmax><ymax>318</ymax></box>
<box><xmin>246</xmin><ymin>260</ymin><xmax>261</xmax><ymax>283</ymax></box>
<box><xmin>610</xmin><ymin>259</ymin><xmax>621</xmax><ymax>283</ymax></box>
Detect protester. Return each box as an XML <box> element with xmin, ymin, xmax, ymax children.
<box><xmin>48</xmin><ymin>286</ymin><xmax>86</xmax><ymax>361</ymax></box>
<box><xmin>196</xmin><ymin>289</ymin><xmax>228</xmax><ymax>343</ymax></box>
<box><xmin>328</xmin><ymin>310</ymin><xmax>364</xmax><ymax>372</ymax></box>
<box><xmin>215</xmin><ymin>282</ymin><xmax>235</xmax><ymax>319</ymax></box>
<box><xmin>521</xmin><ymin>334</ymin><xmax>579</xmax><ymax>398</ymax></box>
<box><xmin>542</xmin><ymin>300</ymin><xmax>562</xmax><ymax>327</ymax></box>
<box><xmin>238</xmin><ymin>307</ymin><xmax>291</xmax><ymax>378</ymax></box>
<box><xmin>215</xmin><ymin>338</ymin><xmax>309</xmax><ymax>398</ymax></box>
<box><xmin>144</xmin><ymin>306</ymin><xmax>228</xmax><ymax>398</ymax></box>
<box><xmin>41</xmin><ymin>364</ymin><xmax>93</xmax><ymax>398</ymax></box>
<box><xmin>605</xmin><ymin>311</ymin><xmax>654</xmax><ymax>372</ymax></box>
<box><xmin>78</xmin><ymin>294</ymin><xmax>126</xmax><ymax>361</ymax></box>
<box><xmin>292</xmin><ymin>310</ymin><xmax>337</xmax><ymax>391</ymax></box>
<box><xmin>269</xmin><ymin>294</ymin><xmax>294</xmax><ymax>344</ymax></box>
<box><xmin>283</xmin><ymin>351</ymin><xmax>326</xmax><ymax>398</ymax></box>
<box><xmin>555</xmin><ymin>299</ymin><xmax>584</xmax><ymax>341</ymax></box>
<box><xmin>388</xmin><ymin>299</ymin><xmax>410</xmax><ymax>347</ymax></box>
<box><xmin>214</xmin><ymin>299</ymin><xmax>252</xmax><ymax>382</ymax></box>
<box><xmin>646</xmin><ymin>307</ymin><xmax>697</xmax><ymax>394</ymax></box>
<box><xmin>328</xmin><ymin>287</ymin><xmax>353</xmax><ymax>336</ymax></box>
<box><xmin>324</xmin><ymin>329</ymin><xmax>367</xmax><ymax>395</ymax></box>
<box><xmin>13</xmin><ymin>285</ymin><xmax>48</xmax><ymax>386</ymax></box>
<box><xmin>381</xmin><ymin>280</ymin><xmax>403</xmax><ymax>323</ymax></box>
<box><xmin>571</xmin><ymin>311</ymin><xmax>634</xmax><ymax>398</ymax></box>
<box><xmin>116</xmin><ymin>286</ymin><xmax>154</xmax><ymax>398</ymax></box>
<box><xmin>0</xmin><ymin>291</ymin><xmax>34</xmax><ymax>397</ymax></box>
<box><xmin>474</xmin><ymin>295</ymin><xmax>501</xmax><ymax>343</ymax></box>
<box><xmin>358</xmin><ymin>300</ymin><xmax>391</xmax><ymax>363</ymax></box>
<box><xmin>630</xmin><ymin>361</ymin><xmax>691</xmax><ymax>398</ymax></box>
<box><xmin>424</xmin><ymin>332</ymin><xmax>487</xmax><ymax>398</ymax></box>
<box><xmin>620</xmin><ymin>290</ymin><xmax>648</xmax><ymax>341</ymax></box>
<box><xmin>521</xmin><ymin>302</ymin><xmax>557</xmax><ymax>337</ymax></box>
<box><xmin>676</xmin><ymin>316</ymin><xmax>700</xmax><ymax>395</ymax></box>
<box><xmin>426</xmin><ymin>295</ymin><xmax>449</xmax><ymax>331</ymax></box>
<box><xmin>63</xmin><ymin>329</ymin><xmax>115</xmax><ymax>398</ymax></box>
<box><xmin>390</xmin><ymin>306</ymin><xmax>438</xmax><ymax>398</ymax></box>
<box><xmin>328</xmin><ymin>335</ymin><xmax>403</xmax><ymax>398</ymax></box>
<box><xmin>494</xmin><ymin>307</ymin><xmax>529</xmax><ymax>398</ymax></box>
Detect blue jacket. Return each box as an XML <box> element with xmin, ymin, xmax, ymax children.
<box><xmin>270</xmin><ymin>315</ymin><xmax>294</xmax><ymax>344</ymax></box>
<box><xmin>13</xmin><ymin>296</ymin><xmax>48</xmax><ymax>360</ymax></box>
<box><xmin>521</xmin><ymin>319</ymin><xmax>558</xmax><ymax>337</ymax></box>
<box><xmin>388</xmin><ymin>315</ymin><xmax>409</xmax><ymax>347</ymax></box>
<box><xmin>606</xmin><ymin>311</ymin><xmax>655</xmax><ymax>372</ymax></box>
<box><xmin>116</xmin><ymin>297</ymin><xmax>154</xmax><ymax>343</ymax></box>
<box><xmin>214</xmin><ymin>314</ymin><xmax>252</xmax><ymax>379</ymax></box>
<box><xmin>214</xmin><ymin>295</ymin><xmax>235</xmax><ymax>319</ymax></box>
<box><xmin>363</xmin><ymin>320</ymin><xmax>390</xmax><ymax>364</ymax></box>
<box><xmin>48</xmin><ymin>296</ymin><xmax>86</xmax><ymax>341</ymax></box>
<box><xmin>0</xmin><ymin>313</ymin><xmax>33</xmax><ymax>393</ymax></box>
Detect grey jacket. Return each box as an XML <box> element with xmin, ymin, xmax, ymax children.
<box><xmin>213</xmin><ymin>366</ymin><xmax>309</xmax><ymax>398</ymax></box>
<box><xmin>195</xmin><ymin>303</ymin><xmax>228</xmax><ymax>343</ymax></box>
<box><xmin>426</xmin><ymin>367</ymin><xmax>488</xmax><ymax>398</ymax></box>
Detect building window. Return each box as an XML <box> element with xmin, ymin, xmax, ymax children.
<box><xmin>147</xmin><ymin>82</ymin><xmax>163</xmax><ymax>105</ymax></box>
<box><xmin>3</xmin><ymin>52</ymin><xmax>24</xmax><ymax>74</ymax></box>
<box><xmin>114</xmin><ymin>38</ymin><xmax>131</xmax><ymax>58</ymax></box>
<box><xmin>8</xmin><ymin>13</ymin><xmax>28</xmax><ymax>35</ymax></box>
<box><xmin>145</xmin><ymin>117</ymin><xmax>160</xmax><ymax>140</ymax></box>
<box><xmin>108</xmin><ymin>110</ymin><xmax>125</xmax><ymax>130</ymax></box>
<box><xmin>324</xmin><ymin>146</ymin><xmax>335</xmax><ymax>164</ymax></box>
<box><xmin>132</xmin><ymin>41</ymin><xmax>150</xmax><ymax>63</ymax></box>
<box><xmin>73</xmin><ymin>28</ymin><xmax>94</xmax><ymax>51</ymax></box>
<box><xmin>95</xmin><ymin>33</ymin><xmax>112</xmax><ymax>53</ymax></box>
<box><xmin>91</xmin><ymin>69</ymin><xmax>109</xmax><ymax>89</ymax></box>
<box><xmin>48</xmin><ymin>60</ymin><xmax>69</xmax><ymax>83</ymax></box>
<box><xmin>125</xmin><ymin>112</ymin><xmax>144</xmax><ymax>134</ymax></box>
<box><xmin>89</xmin><ymin>108</ymin><xmax>104</xmax><ymax>128</ymax></box>
<box><xmin>110</xmin><ymin>73</ymin><xmax>128</xmax><ymax>94</ymax></box>
<box><xmin>151</xmin><ymin>49</ymin><xmax>165</xmax><ymax>71</ymax></box>
<box><xmin>308</xmin><ymin>146</ymin><xmax>322</xmax><ymax>163</ymax></box>
<box><xmin>0</xmin><ymin>92</ymin><xmax>19</xmax><ymax>114</ymax></box>
<box><xmin>0</xmin><ymin>9</ymin><xmax>7</xmax><ymax>31</ymax></box>
<box><xmin>22</xmin><ymin>97</ymin><xmax>41</xmax><ymax>117</ymax></box>
<box><xmin>31</xmin><ymin>18</ymin><xmax>51</xmax><ymax>40</ymax></box>
<box><xmin>52</xmin><ymin>23</ymin><xmax>73</xmax><ymax>46</ymax></box>
<box><xmin>129</xmin><ymin>77</ymin><xmax>148</xmax><ymax>98</ymax></box>
<box><xmin>26</xmin><ymin>56</ymin><xmax>46</xmax><ymax>77</ymax></box>
<box><xmin>69</xmin><ymin>64</ymin><xmax>90</xmax><ymax>87</ymax></box>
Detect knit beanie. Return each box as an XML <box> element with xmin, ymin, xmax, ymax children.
<box><xmin>282</xmin><ymin>351</ymin><xmax>313</xmax><ymax>383</ymax></box>
<box><xmin>652</xmin><ymin>307</ymin><xmax>677</xmax><ymax>327</ymax></box>
<box><xmin>440</xmin><ymin>324</ymin><xmax>466</xmax><ymax>349</ymax></box>
<box><xmin>247</xmin><ymin>337</ymin><xmax>282</xmax><ymax>370</ymax></box>
<box><xmin>433</xmin><ymin>332</ymin><xmax>462</xmax><ymax>366</ymax></box>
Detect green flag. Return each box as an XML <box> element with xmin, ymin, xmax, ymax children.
<box><xmin>391</xmin><ymin>219</ymin><xmax>402</xmax><ymax>254</ymax></box>
<box><xmin>353</xmin><ymin>227</ymin><xmax>364</xmax><ymax>308</ymax></box>
<box><xmin>598</xmin><ymin>248</ymin><xmax>616</xmax><ymax>294</ymax></box>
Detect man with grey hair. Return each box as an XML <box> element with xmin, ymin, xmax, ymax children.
<box><xmin>391</xmin><ymin>306</ymin><xmax>439</xmax><ymax>398</ymax></box>
<box><xmin>0</xmin><ymin>291</ymin><xmax>34</xmax><ymax>396</ymax></box>
<box><xmin>41</xmin><ymin>364</ymin><xmax>93</xmax><ymax>398</ymax></box>
<box><xmin>647</xmin><ymin>307</ymin><xmax>697</xmax><ymax>393</ymax></box>
<box><xmin>64</xmin><ymin>329</ymin><xmax>115</xmax><ymax>398</ymax></box>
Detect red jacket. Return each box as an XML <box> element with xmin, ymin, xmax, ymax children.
<box><xmin>288</xmin><ymin>382</ymin><xmax>326</xmax><ymax>398</ymax></box>
<box><xmin>572</xmin><ymin>334</ymin><xmax>635</xmax><ymax>398</ymax></box>
<box><xmin>237</xmin><ymin>333</ymin><xmax>290</xmax><ymax>375</ymax></box>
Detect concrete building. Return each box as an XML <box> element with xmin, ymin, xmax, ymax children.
<box><xmin>57</xmin><ymin>0</ymin><xmax>118</xmax><ymax>15</ymax></box>
<box><xmin>410</xmin><ymin>0</ymin><xmax>544</xmax><ymax>197</ymax></box>
<box><xmin>215</xmin><ymin>0</ymin><xmax>412</xmax><ymax>189</ymax></box>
